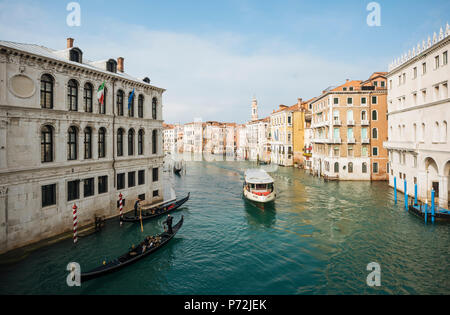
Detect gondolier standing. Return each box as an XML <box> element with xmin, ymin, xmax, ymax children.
<box><xmin>134</xmin><ymin>198</ymin><xmax>141</xmax><ymax>217</ymax></box>
<box><xmin>164</xmin><ymin>214</ymin><xmax>174</xmax><ymax>234</ymax></box>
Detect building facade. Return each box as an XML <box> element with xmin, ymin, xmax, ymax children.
<box><xmin>0</xmin><ymin>38</ymin><xmax>165</xmax><ymax>253</ymax></box>
<box><xmin>311</xmin><ymin>73</ymin><xmax>388</xmax><ymax>181</ymax></box>
<box><xmin>384</xmin><ymin>24</ymin><xmax>450</xmax><ymax>209</ymax></box>
<box><xmin>270</xmin><ymin>105</ymin><xmax>296</xmax><ymax>166</ymax></box>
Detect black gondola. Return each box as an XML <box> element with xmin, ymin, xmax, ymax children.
<box><xmin>81</xmin><ymin>216</ymin><xmax>184</xmax><ymax>282</ymax></box>
<box><xmin>121</xmin><ymin>193</ymin><xmax>190</xmax><ymax>223</ymax></box>
<box><xmin>173</xmin><ymin>166</ymin><xmax>182</xmax><ymax>175</ymax></box>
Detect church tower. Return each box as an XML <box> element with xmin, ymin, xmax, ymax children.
<box><xmin>251</xmin><ymin>97</ymin><xmax>258</xmax><ymax>121</ymax></box>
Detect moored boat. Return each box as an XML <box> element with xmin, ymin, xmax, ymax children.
<box><xmin>408</xmin><ymin>203</ymin><xmax>450</xmax><ymax>222</ymax></box>
<box><xmin>121</xmin><ymin>193</ymin><xmax>190</xmax><ymax>223</ymax></box>
<box><xmin>81</xmin><ymin>216</ymin><xmax>184</xmax><ymax>282</ymax></box>
<box><xmin>243</xmin><ymin>169</ymin><xmax>276</xmax><ymax>203</ymax></box>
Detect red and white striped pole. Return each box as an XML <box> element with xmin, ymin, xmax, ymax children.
<box><xmin>119</xmin><ymin>193</ymin><xmax>123</xmax><ymax>226</ymax></box>
<box><xmin>72</xmin><ymin>204</ymin><xmax>78</xmax><ymax>244</ymax></box>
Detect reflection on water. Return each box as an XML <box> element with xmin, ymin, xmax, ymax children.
<box><xmin>243</xmin><ymin>199</ymin><xmax>277</xmax><ymax>228</ymax></box>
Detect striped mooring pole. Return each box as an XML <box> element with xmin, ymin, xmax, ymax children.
<box><xmin>119</xmin><ymin>193</ymin><xmax>123</xmax><ymax>226</ymax></box>
<box><xmin>72</xmin><ymin>204</ymin><xmax>78</xmax><ymax>244</ymax></box>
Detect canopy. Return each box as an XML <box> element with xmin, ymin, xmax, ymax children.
<box><xmin>244</xmin><ymin>169</ymin><xmax>274</xmax><ymax>184</ymax></box>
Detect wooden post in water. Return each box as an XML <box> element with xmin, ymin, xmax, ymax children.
<box><xmin>394</xmin><ymin>177</ymin><xmax>397</xmax><ymax>204</ymax></box>
<box><xmin>119</xmin><ymin>193</ymin><xmax>123</xmax><ymax>227</ymax></box>
<box><xmin>404</xmin><ymin>180</ymin><xmax>408</xmax><ymax>211</ymax></box>
<box><xmin>414</xmin><ymin>184</ymin><xmax>418</xmax><ymax>206</ymax></box>
<box><xmin>424</xmin><ymin>200</ymin><xmax>428</xmax><ymax>223</ymax></box>
<box><xmin>431</xmin><ymin>189</ymin><xmax>435</xmax><ymax>223</ymax></box>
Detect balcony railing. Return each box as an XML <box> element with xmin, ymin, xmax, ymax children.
<box><xmin>362</xmin><ymin>138</ymin><xmax>370</xmax><ymax>144</ymax></box>
<box><xmin>332</xmin><ymin>119</ymin><xmax>342</xmax><ymax>126</ymax></box>
<box><xmin>331</xmin><ymin>138</ymin><xmax>342</xmax><ymax>144</ymax></box>
<box><xmin>347</xmin><ymin>120</ymin><xmax>355</xmax><ymax>126</ymax></box>
<box><xmin>361</xmin><ymin>120</ymin><xmax>369</xmax><ymax>126</ymax></box>
<box><xmin>347</xmin><ymin>138</ymin><xmax>356</xmax><ymax>144</ymax></box>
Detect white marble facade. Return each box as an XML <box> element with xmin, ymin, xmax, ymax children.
<box><xmin>384</xmin><ymin>25</ymin><xmax>450</xmax><ymax>209</ymax></box>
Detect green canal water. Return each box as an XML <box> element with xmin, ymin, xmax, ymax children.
<box><xmin>0</xmin><ymin>161</ymin><xmax>449</xmax><ymax>295</ymax></box>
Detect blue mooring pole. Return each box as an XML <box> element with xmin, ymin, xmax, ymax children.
<box><xmin>431</xmin><ymin>189</ymin><xmax>435</xmax><ymax>223</ymax></box>
<box><xmin>414</xmin><ymin>184</ymin><xmax>418</xmax><ymax>206</ymax></box>
<box><xmin>394</xmin><ymin>177</ymin><xmax>397</xmax><ymax>204</ymax></box>
<box><xmin>424</xmin><ymin>202</ymin><xmax>428</xmax><ymax>223</ymax></box>
<box><xmin>404</xmin><ymin>180</ymin><xmax>408</xmax><ymax>211</ymax></box>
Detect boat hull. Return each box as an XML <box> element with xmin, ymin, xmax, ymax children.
<box><xmin>243</xmin><ymin>189</ymin><xmax>276</xmax><ymax>203</ymax></box>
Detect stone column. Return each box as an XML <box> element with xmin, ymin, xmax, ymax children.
<box><xmin>438</xmin><ymin>175</ymin><xmax>449</xmax><ymax>209</ymax></box>
<box><xmin>0</xmin><ymin>186</ymin><xmax>8</xmax><ymax>253</ymax></box>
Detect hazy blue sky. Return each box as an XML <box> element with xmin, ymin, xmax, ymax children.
<box><xmin>0</xmin><ymin>0</ymin><xmax>449</xmax><ymax>123</ymax></box>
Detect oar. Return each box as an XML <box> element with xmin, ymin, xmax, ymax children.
<box><xmin>139</xmin><ymin>204</ymin><xmax>143</xmax><ymax>233</ymax></box>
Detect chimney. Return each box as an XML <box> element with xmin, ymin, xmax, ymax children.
<box><xmin>279</xmin><ymin>105</ymin><xmax>288</xmax><ymax>110</ymax></box>
<box><xmin>297</xmin><ymin>98</ymin><xmax>303</xmax><ymax>106</ymax></box>
<box><xmin>117</xmin><ymin>57</ymin><xmax>124</xmax><ymax>73</ymax></box>
<box><xmin>67</xmin><ymin>38</ymin><xmax>74</xmax><ymax>49</ymax></box>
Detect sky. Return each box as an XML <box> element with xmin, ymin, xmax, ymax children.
<box><xmin>0</xmin><ymin>0</ymin><xmax>449</xmax><ymax>124</ymax></box>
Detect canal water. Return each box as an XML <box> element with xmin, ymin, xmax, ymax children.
<box><xmin>0</xmin><ymin>161</ymin><xmax>449</xmax><ymax>294</ymax></box>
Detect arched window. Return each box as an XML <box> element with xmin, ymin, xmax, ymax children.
<box><xmin>361</xmin><ymin>110</ymin><xmax>367</xmax><ymax>121</ymax></box>
<box><xmin>84</xmin><ymin>127</ymin><xmax>92</xmax><ymax>159</ymax></box>
<box><xmin>433</xmin><ymin>122</ymin><xmax>439</xmax><ymax>142</ymax></box>
<box><xmin>40</xmin><ymin>74</ymin><xmax>54</xmax><ymax>109</ymax></box>
<box><xmin>152</xmin><ymin>97</ymin><xmax>157</xmax><ymax>120</ymax></box>
<box><xmin>334</xmin><ymin>162</ymin><xmax>339</xmax><ymax>173</ymax></box>
<box><xmin>421</xmin><ymin>123</ymin><xmax>425</xmax><ymax>142</ymax></box>
<box><xmin>128</xmin><ymin>129</ymin><xmax>135</xmax><ymax>156</ymax></box>
<box><xmin>67</xmin><ymin>79</ymin><xmax>78</xmax><ymax>111</ymax></box>
<box><xmin>69</xmin><ymin>48</ymin><xmax>82</xmax><ymax>63</ymax></box>
<box><xmin>84</xmin><ymin>83</ymin><xmax>93</xmax><ymax>112</ymax></box>
<box><xmin>372</xmin><ymin>128</ymin><xmax>378</xmax><ymax>139</ymax></box>
<box><xmin>138</xmin><ymin>129</ymin><xmax>144</xmax><ymax>155</ymax></box>
<box><xmin>99</xmin><ymin>87</ymin><xmax>107</xmax><ymax>114</ymax></box>
<box><xmin>372</xmin><ymin>110</ymin><xmax>378</xmax><ymax>121</ymax></box>
<box><xmin>41</xmin><ymin>125</ymin><xmax>53</xmax><ymax>163</ymax></box>
<box><xmin>98</xmin><ymin>128</ymin><xmax>106</xmax><ymax>158</ymax></box>
<box><xmin>348</xmin><ymin>162</ymin><xmax>353</xmax><ymax>173</ymax></box>
<box><xmin>138</xmin><ymin>95</ymin><xmax>144</xmax><ymax>118</ymax></box>
<box><xmin>117</xmin><ymin>90</ymin><xmax>124</xmax><ymax>116</ymax></box>
<box><xmin>117</xmin><ymin>129</ymin><xmax>124</xmax><ymax>157</ymax></box>
<box><xmin>68</xmin><ymin>126</ymin><xmax>78</xmax><ymax>160</ymax></box>
<box><xmin>362</xmin><ymin>162</ymin><xmax>367</xmax><ymax>173</ymax></box>
<box><xmin>442</xmin><ymin>121</ymin><xmax>448</xmax><ymax>143</ymax></box>
<box><xmin>128</xmin><ymin>92</ymin><xmax>135</xmax><ymax>117</ymax></box>
<box><xmin>152</xmin><ymin>129</ymin><xmax>157</xmax><ymax>154</ymax></box>
<box><xmin>106</xmin><ymin>59</ymin><xmax>117</xmax><ymax>73</ymax></box>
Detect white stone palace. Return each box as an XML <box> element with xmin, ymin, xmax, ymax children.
<box><xmin>384</xmin><ymin>24</ymin><xmax>450</xmax><ymax>209</ymax></box>
<box><xmin>0</xmin><ymin>38</ymin><xmax>165</xmax><ymax>253</ymax></box>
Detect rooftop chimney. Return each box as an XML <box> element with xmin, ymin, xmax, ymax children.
<box><xmin>117</xmin><ymin>57</ymin><xmax>124</xmax><ymax>73</ymax></box>
<box><xmin>67</xmin><ymin>38</ymin><xmax>74</xmax><ymax>49</ymax></box>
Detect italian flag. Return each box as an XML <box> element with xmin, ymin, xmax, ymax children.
<box><xmin>97</xmin><ymin>81</ymin><xmax>106</xmax><ymax>105</ymax></box>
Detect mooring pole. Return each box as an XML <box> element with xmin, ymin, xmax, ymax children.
<box><xmin>414</xmin><ymin>184</ymin><xmax>418</xmax><ymax>206</ymax></box>
<box><xmin>431</xmin><ymin>189</ymin><xmax>435</xmax><ymax>223</ymax></box>
<box><xmin>394</xmin><ymin>177</ymin><xmax>397</xmax><ymax>204</ymax></box>
<box><xmin>424</xmin><ymin>200</ymin><xmax>428</xmax><ymax>223</ymax></box>
<box><xmin>404</xmin><ymin>180</ymin><xmax>408</xmax><ymax>211</ymax></box>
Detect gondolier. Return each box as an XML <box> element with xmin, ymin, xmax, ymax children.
<box><xmin>164</xmin><ymin>214</ymin><xmax>174</xmax><ymax>234</ymax></box>
<box><xmin>134</xmin><ymin>198</ymin><xmax>141</xmax><ymax>217</ymax></box>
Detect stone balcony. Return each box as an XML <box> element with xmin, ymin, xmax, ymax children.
<box><xmin>347</xmin><ymin>138</ymin><xmax>356</xmax><ymax>144</ymax></box>
<box><xmin>383</xmin><ymin>141</ymin><xmax>418</xmax><ymax>151</ymax></box>
<box><xmin>347</xmin><ymin>120</ymin><xmax>355</xmax><ymax>126</ymax></box>
<box><xmin>332</xmin><ymin>119</ymin><xmax>342</xmax><ymax>126</ymax></box>
<box><xmin>361</xmin><ymin>120</ymin><xmax>369</xmax><ymax>126</ymax></box>
<box><xmin>362</xmin><ymin>138</ymin><xmax>370</xmax><ymax>144</ymax></box>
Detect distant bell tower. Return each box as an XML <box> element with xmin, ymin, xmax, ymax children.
<box><xmin>251</xmin><ymin>97</ymin><xmax>258</xmax><ymax>121</ymax></box>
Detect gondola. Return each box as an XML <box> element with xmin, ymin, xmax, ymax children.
<box><xmin>121</xmin><ymin>193</ymin><xmax>190</xmax><ymax>223</ymax></box>
<box><xmin>408</xmin><ymin>204</ymin><xmax>450</xmax><ymax>222</ymax></box>
<box><xmin>81</xmin><ymin>216</ymin><xmax>184</xmax><ymax>282</ymax></box>
<box><xmin>173</xmin><ymin>166</ymin><xmax>182</xmax><ymax>175</ymax></box>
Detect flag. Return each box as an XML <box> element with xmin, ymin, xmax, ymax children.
<box><xmin>97</xmin><ymin>81</ymin><xmax>106</xmax><ymax>105</ymax></box>
<box><xmin>128</xmin><ymin>88</ymin><xmax>135</xmax><ymax>110</ymax></box>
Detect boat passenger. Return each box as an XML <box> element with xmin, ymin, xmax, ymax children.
<box><xmin>134</xmin><ymin>198</ymin><xmax>141</xmax><ymax>217</ymax></box>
